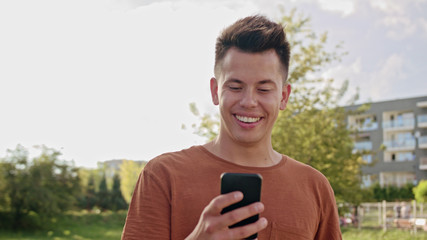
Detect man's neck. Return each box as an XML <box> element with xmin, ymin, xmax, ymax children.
<box><xmin>203</xmin><ymin>136</ymin><xmax>282</xmax><ymax>167</ymax></box>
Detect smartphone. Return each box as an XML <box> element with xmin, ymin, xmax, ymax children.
<box><xmin>220</xmin><ymin>173</ymin><xmax>263</xmax><ymax>240</ymax></box>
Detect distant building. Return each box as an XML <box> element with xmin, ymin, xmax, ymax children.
<box><xmin>345</xmin><ymin>95</ymin><xmax>427</xmax><ymax>187</ymax></box>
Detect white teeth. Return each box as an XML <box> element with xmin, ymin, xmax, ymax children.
<box><xmin>236</xmin><ymin>115</ymin><xmax>260</xmax><ymax>123</ymax></box>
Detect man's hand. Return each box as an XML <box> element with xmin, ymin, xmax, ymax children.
<box><xmin>185</xmin><ymin>191</ymin><xmax>267</xmax><ymax>240</ymax></box>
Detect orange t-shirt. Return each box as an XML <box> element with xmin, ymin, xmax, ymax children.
<box><xmin>122</xmin><ymin>146</ymin><xmax>342</xmax><ymax>240</ymax></box>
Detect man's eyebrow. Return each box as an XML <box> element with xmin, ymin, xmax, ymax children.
<box><xmin>224</xmin><ymin>79</ymin><xmax>277</xmax><ymax>85</ymax></box>
<box><xmin>258</xmin><ymin>79</ymin><xmax>276</xmax><ymax>85</ymax></box>
<box><xmin>224</xmin><ymin>79</ymin><xmax>243</xmax><ymax>84</ymax></box>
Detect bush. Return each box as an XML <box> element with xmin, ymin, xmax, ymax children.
<box><xmin>370</xmin><ymin>182</ymin><xmax>415</xmax><ymax>202</ymax></box>
<box><xmin>0</xmin><ymin>145</ymin><xmax>81</xmax><ymax>230</ymax></box>
<box><xmin>413</xmin><ymin>180</ymin><xmax>427</xmax><ymax>203</ymax></box>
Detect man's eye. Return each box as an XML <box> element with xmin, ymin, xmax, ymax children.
<box><xmin>258</xmin><ymin>89</ymin><xmax>270</xmax><ymax>92</ymax></box>
<box><xmin>229</xmin><ymin>86</ymin><xmax>242</xmax><ymax>90</ymax></box>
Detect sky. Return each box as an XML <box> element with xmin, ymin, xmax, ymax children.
<box><xmin>1</xmin><ymin>0</ymin><xmax>426</xmax><ymax>168</ymax></box>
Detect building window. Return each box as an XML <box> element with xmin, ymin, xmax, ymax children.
<box><xmin>362</xmin><ymin>174</ymin><xmax>378</xmax><ymax>188</ymax></box>
<box><xmin>396</xmin><ymin>152</ymin><xmax>415</xmax><ymax>162</ymax></box>
<box><xmin>362</xmin><ymin>154</ymin><xmax>372</xmax><ymax>164</ymax></box>
<box><xmin>380</xmin><ymin>172</ymin><xmax>415</xmax><ymax>187</ymax></box>
<box><xmin>362</xmin><ymin>175</ymin><xmax>372</xmax><ymax>187</ymax></box>
<box><xmin>354</xmin><ymin>141</ymin><xmax>373</xmax><ymax>151</ymax></box>
<box><xmin>348</xmin><ymin>115</ymin><xmax>378</xmax><ymax>131</ymax></box>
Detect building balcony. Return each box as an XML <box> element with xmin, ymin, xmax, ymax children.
<box><xmin>419</xmin><ymin>136</ymin><xmax>427</xmax><ymax>149</ymax></box>
<box><xmin>418</xmin><ymin>114</ymin><xmax>427</xmax><ymax>128</ymax></box>
<box><xmin>382</xmin><ymin>119</ymin><xmax>415</xmax><ymax>131</ymax></box>
<box><xmin>362</xmin><ymin>154</ymin><xmax>373</xmax><ymax>164</ymax></box>
<box><xmin>383</xmin><ymin>139</ymin><xmax>416</xmax><ymax>151</ymax></box>
<box><xmin>384</xmin><ymin>152</ymin><xmax>415</xmax><ymax>162</ymax></box>
<box><xmin>420</xmin><ymin>157</ymin><xmax>427</xmax><ymax>170</ymax></box>
<box><xmin>379</xmin><ymin>172</ymin><xmax>416</xmax><ymax>187</ymax></box>
<box><xmin>349</xmin><ymin>122</ymin><xmax>378</xmax><ymax>132</ymax></box>
<box><xmin>354</xmin><ymin>141</ymin><xmax>372</xmax><ymax>151</ymax></box>
<box><xmin>417</xmin><ymin>101</ymin><xmax>427</xmax><ymax>108</ymax></box>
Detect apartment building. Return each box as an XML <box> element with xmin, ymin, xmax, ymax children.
<box><xmin>345</xmin><ymin>95</ymin><xmax>427</xmax><ymax>188</ymax></box>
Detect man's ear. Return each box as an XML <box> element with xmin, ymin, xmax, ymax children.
<box><xmin>210</xmin><ymin>77</ymin><xmax>219</xmax><ymax>105</ymax></box>
<box><xmin>280</xmin><ymin>84</ymin><xmax>291</xmax><ymax>110</ymax></box>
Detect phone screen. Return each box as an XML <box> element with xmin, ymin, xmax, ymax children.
<box><xmin>220</xmin><ymin>173</ymin><xmax>262</xmax><ymax>240</ymax></box>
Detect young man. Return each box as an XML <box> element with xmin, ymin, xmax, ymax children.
<box><xmin>122</xmin><ymin>15</ymin><xmax>342</xmax><ymax>240</ymax></box>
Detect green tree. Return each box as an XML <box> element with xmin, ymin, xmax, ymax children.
<box><xmin>370</xmin><ymin>182</ymin><xmax>414</xmax><ymax>201</ymax></box>
<box><xmin>119</xmin><ymin>160</ymin><xmax>145</xmax><ymax>204</ymax></box>
<box><xmin>189</xmin><ymin>9</ymin><xmax>364</xmax><ymax>204</ymax></box>
<box><xmin>189</xmin><ymin>102</ymin><xmax>220</xmax><ymax>141</ymax></box>
<box><xmin>97</xmin><ymin>174</ymin><xmax>110</xmax><ymax>211</ymax></box>
<box><xmin>0</xmin><ymin>145</ymin><xmax>80</xmax><ymax>229</ymax></box>
<box><xmin>372</xmin><ymin>183</ymin><xmax>386</xmax><ymax>201</ymax></box>
<box><xmin>0</xmin><ymin>145</ymin><xmax>31</xmax><ymax>229</ymax></box>
<box><xmin>78</xmin><ymin>174</ymin><xmax>97</xmax><ymax>210</ymax></box>
<box><xmin>399</xmin><ymin>183</ymin><xmax>415</xmax><ymax>200</ymax></box>
<box><xmin>110</xmin><ymin>173</ymin><xmax>128</xmax><ymax>211</ymax></box>
<box><xmin>0</xmin><ymin>163</ymin><xmax>6</xmax><ymax>210</ymax></box>
<box><xmin>413</xmin><ymin>180</ymin><xmax>427</xmax><ymax>203</ymax></box>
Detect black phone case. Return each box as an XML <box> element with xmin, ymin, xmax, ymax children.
<box><xmin>220</xmin><ymin>173</ymin><xmax>262</xmax><ymax>240</ymax></box>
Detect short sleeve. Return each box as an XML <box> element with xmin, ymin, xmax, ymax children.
<box><xmin>314</xmin><ymin>181</ymin><xmax>342</xmax><ymax>240</ymax></box>
<box><xmin>121</xmin><ymin>161</ymin><xmax>172</xmax><ymax>240</ymax></box>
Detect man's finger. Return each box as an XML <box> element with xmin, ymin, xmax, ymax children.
<box><xmin>204</xmin><ymin>191</ymin><xmax>243</xmax><ymax>215</ymax></box>
<box><xmin>220</xmin><ymin>202</ymin><xmax>264</xmax><ymax>229</ymax></box>
<box><xmin>222</xmin><ymin>217</ymin><xmax>268</xmax><ymax>240</ymax></box>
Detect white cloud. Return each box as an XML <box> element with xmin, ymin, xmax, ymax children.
<box><xmin>115</xmin><ymin>0</ymin><xmax>259</xmax><ymax>12</ymax></box>
<box><xmin>368</xmin><ymin>0</ymin><xmax>424</xmax><ymax>40</ymax></box>
<box><xmin>369</xmin><ymin>0</ymin><xmax>407</xmax><ymax>15</ymax></box>
<box><xmin>317</xmin><ymin>0</ymin><xmax>355</xmax><ymax>16</ymax></box>
<box><xmin>321</xmin><ymin>55</ymin><xmax>408</xmax><ymax>103</ymax></box>
<box><xmin>321</xmin><ymin>58</ymin><xmax>362</xmax><ymax>103</ymax></box>
<box><xmin>322</xmin><ymin>58</ymin><xmax>362</xmax><ymax>79</ymax></box>
<box><xmin>419</xmin><ymin>17</ymin><xmax>427</xmax><ymax>38</ymax></box>
<box><xmin>379</xmin><ymin>16</ymin><xmax>417</xmax><ymax>40</ymax></box>
<box><xmin>378</xmin><ymin>54</ymin><xmax>406</xmax><ymax>79</ymax></box>
<box><xmin>366</xmin><ymin>54</ymin><xmax>406</xmax><ymax>100</ymax></box>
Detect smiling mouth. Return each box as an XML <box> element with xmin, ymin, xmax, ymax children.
<box><xmin>235</xmin><ymin>115</ymin><xmax>261</xmax><ymax>123</ymax></box>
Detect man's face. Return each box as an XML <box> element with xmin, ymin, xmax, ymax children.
<box><xmin>210</xmin><ymin>47</ymin><xmax>291</xmax><ymax>146</ymax></box>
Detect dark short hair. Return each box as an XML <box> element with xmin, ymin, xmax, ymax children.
<box><xmin>214</xmin><ymin>15</ymin><xmax>291</xmax><ymax>83</ymax></box>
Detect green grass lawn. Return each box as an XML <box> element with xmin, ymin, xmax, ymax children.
<box><xmin>342</xmin><ymin>227</ymin><xmax>427</xmax><ymax>240</ymax></box>
<box><xmin>0</xmin><ymin>211</ymin><xmax>126</xmax><ymax>240</ymax></box>
<box><xmin>2</xmin><ymin>211</ymin><xmax>427</xmax><ymax>240</ymax></box>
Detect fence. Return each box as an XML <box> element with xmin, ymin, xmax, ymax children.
<box><xmin>338</xmin><ymin>201</ymin><xmax>427</xmax><ymax>232</ymax></box>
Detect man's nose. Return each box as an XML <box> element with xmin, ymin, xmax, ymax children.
<box><xmin>240</xmin><ymin>89</ymin><xmax>257</xmax><ymax>108</ymax></box>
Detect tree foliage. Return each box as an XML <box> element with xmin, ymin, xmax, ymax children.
<box><xmin>110</xmin><ymin>173</ymin><xmax>128</xmax><ymax>211</ymax></box>
<box><xmin>78</xmin><ymin>174</ymin><xmax>97</xmax><ymax>210</ymax></box>
<box><xmin>189</xmin><ymin>102</ymin><xmax>220</xmax><ymax>141</ymax></box>
<box><xmin>0</xmin><ymin>145</ymin><xmax>134</xmax><ymax>230</ymax></box>
<box><xmin>119</xmin><ymin>160</ymin><xmax>145</xmax><ymax>204</ymax></box>
<box><xmin>413</xmin><ymin>180</ymin><xmax>427</xmax><ymax>203</ymax></box>
<box><xmin>368</xmin><ymin>183</ymin><xmax>414</xmax><ymax>202</ymax></box>
<box><xmin>97</xmin><ymin>174</ymin><xmax>110</xmax><ymax>211</ymax></box>
<box><xmin>0</xmin><ymin>145</ymin><xmax>80</xmax><ymax>229</ymax></box>
<box><xmin>94</xmin><ymin>172</ymin><xmax>128</xmax><ymax>211</ymax></box>
<box><xmin>77</xmin><ymin>161</ymin><xmax>133</xmax><ymax>212</ymax></box>
<box><xmin>189</xmin><ymin>9</ymin><xmax>364</xmax><ymax>204</ymax></box>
